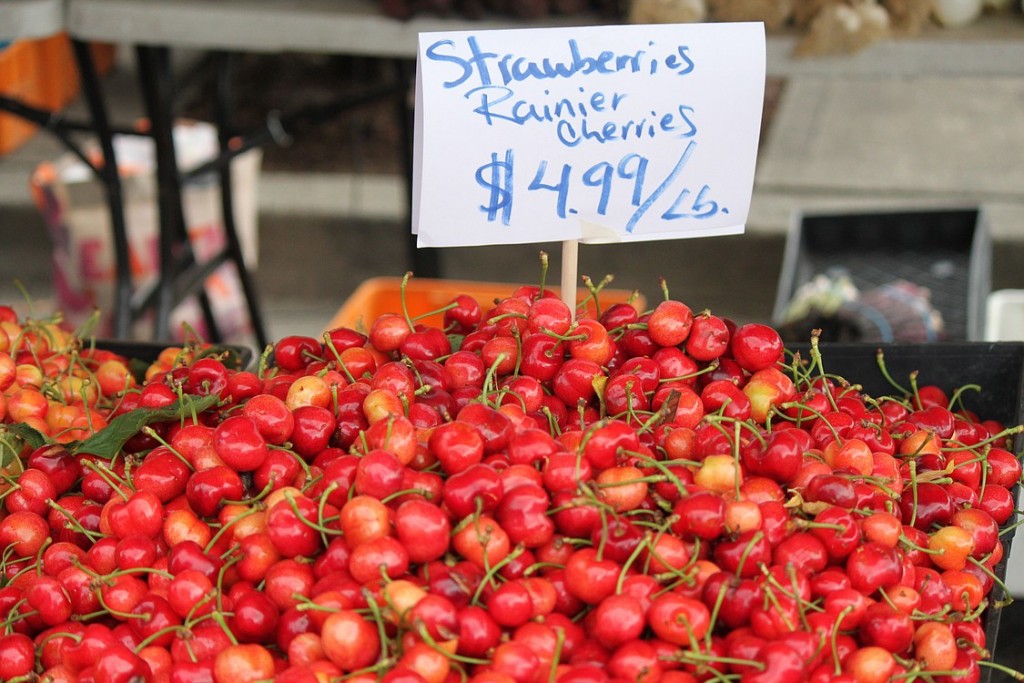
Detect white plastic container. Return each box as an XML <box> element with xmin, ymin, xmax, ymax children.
<box><xmin>985</xmin><ymin>289</ymin><xmax>1024</xmax><ymax>342</ymax></box>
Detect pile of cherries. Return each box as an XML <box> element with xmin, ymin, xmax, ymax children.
<box><xmin>0</xmin><ymin>280</ymin><xmax>1020</xmax><ymax>683</ymax></box>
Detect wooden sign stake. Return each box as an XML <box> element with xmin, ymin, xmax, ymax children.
<box><xmin>561</xmin><ymin>239</ymin><xmax>579</xmax><ymax>320</ymax></box>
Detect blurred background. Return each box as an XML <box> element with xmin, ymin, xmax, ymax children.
<box><xmin>2</xmin><ymin>0</ymin><xmax>1024</xmax><ymax>345</ymax></box>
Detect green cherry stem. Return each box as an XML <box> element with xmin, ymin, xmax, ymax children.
<box><xmin>283</xmin><ymin>491</ymin><xmax>341</xmax><ymax>537</ymax></box>
<box><xmin>321</xmin><ymin>333</ymin><xmax>357</xmax><ymax>384</ymax></box>
<box><xmin>874</xmin><ymin>349</ymin><xmax>912</xmax><ymax>398</ymax></box>
<box><xmin>398</xmin><ymin>271</ymin><xmax>416</xmax><ymax>332</ymax></box>
<box><xmin>361</xmin><ymin>587</ymin><xmax>392</xmax><ymax>664</ymax></box>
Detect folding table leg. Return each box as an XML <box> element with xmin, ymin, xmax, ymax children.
<box><xmin>135</xmin><ymin>45</ymin><xmax>221</xmax><ymax>342</ymax></box>
<box><xmin>213</xmin><ymin>51</ymin><xmax>269</xmax><ymax>351</ymax></box>
<box><xmin>70</xmin><ymin>40</ymin><xmax>134</xmax><ymax>339</ymax></box>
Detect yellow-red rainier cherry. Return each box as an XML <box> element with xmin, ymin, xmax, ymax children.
<box><xmin>742</xmin><ymin>366</ymin><xmax>796</xmax><ymax>422</ymax></box>
<box><xmin>694</xmin><ymin>454</ymin><xmax>742</xmax><ymax>494</ymax></box>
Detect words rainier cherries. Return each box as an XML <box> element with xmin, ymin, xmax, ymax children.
<box><xmin>0</xmin><ymin>282</ymin><xmax>1020</xmax><ymax>683</ymax></box>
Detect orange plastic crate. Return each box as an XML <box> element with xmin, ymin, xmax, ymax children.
<box><xmin>0</xmin><ymin>40</ymin><xmax>47</xmax><ymax>155</ymax></box>
<box><xmin>1</xmin><ymin>36</ymin><xmax>117</xmax><ymax>155</ymax></box>
<box><xmin>326</xmin><ymin>277</ymin><xmax>646</xmax><ymax>332</ymax></box>
<box><xmin>37</xmin><ymin>36</ymin><xmax>117</xmax><ymax>111</ymax></box>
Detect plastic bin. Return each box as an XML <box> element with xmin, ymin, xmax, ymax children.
<box><xmin>793</xmin><ymin>341</ymin><xmax>1024</xmax><ymax>677</ymax></box>
<box><xmin>986</xmin><ymin>289</ymin><xmax>1024</xmax><ymax>342</ymax></box>
<box><xmin>773</xmin><ymin>207</ymin><xmax>991</xmax><ymax>343</ymax></box>
<box><xmin>0</xmin><ymin>35</ymin><xmax>115</xmax><ymax>155</ymax></box>
<box><xmin>0</xmin><ymin>39</ymin><xmax>47</xmax><ymax>155</ymax></box>
<box><xmin>326</xmin><ymin>277</ymin><xmax>646</xmax><ymax>332</ymax></box>
<box><xmin>95</xmin><ymin>339</ymin><xmax>253</xmax><ymax>380</ymax></box>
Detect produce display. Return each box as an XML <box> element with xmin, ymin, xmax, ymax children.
<box><xmin>0</xmin><ymin>277</ymin><xmax>1021</xmax><ymax>683</ymax></box>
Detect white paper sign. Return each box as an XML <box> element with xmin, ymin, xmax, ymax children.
<box><xmin>413</xmin><ymin>22</ymin><xmax>766</xmax><ymax>248</ymax></box>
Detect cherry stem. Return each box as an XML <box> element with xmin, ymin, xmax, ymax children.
<box><xmin>95</xmin><ymin>589</ymin><xmax>148</xmax><ymax>621</ymax></box>
<box><xmin>79</xmin><ymin>458</ymin><xmax>132</xmax><ymax>501</ymax></box>
<box><xmin>946</xmin><ymin>383</ymin><xmax>982</xmax><ymax>414</ymax></box>
<box><xmin>950</xmin><ymin>424</ymin><xmax>1024</xmax><ymax>453</ymax></box>
<box><xmin>967</xmin><ymin>556</ymin><xmax>1014</xmax><ymax>608</ymax></box>
<box><xmin>321</xmin><ymin>334</ymin><xmax>357</xmax><ymax>385</ymax></box>
<box><xmin>399</xmin><ymin>271</ymin><xmax>416</xmax><ymax>332</ymax></box>
<box><xmin>361</xmin><ymin>587</ymin><xmax>392</xmax><ymax>665</ymax></box>
<box><xmin>548</xmin><ymin>625</ymin><xmax>566</xmax><ymax>683</ymax></box>
<box><xmin>580</xmin><ymin>274</ymin><xmax>613</xmax><ymax>318</ymax></box>
<box><xmin>182</xmin><ymin>594</ymin><xmax>220</xmax><ymax>628</ymax></box>
<box><xmin>761</xmin><ymin>583</ymin><xmax>799</xmax><ymax>633</ymax></box>
<box><xmin>223</xmin><ymin>477</ymin><xmax>276</xmax><ymax>506</ymax></box>
<box><xmin>470</xmin><ymin>544</ymin><xmax>526</xmax><ymax>606</ymax></box>
<box><xmin>805</xmin><ymin>332</ymin><xmax>840</xmax><ymax>412</ymax></box>
<box><xmin>538</xmin><ymin>250</ymin><xmax>549</xmax><ymax>297</ymax></box>
<box><xmin>416</xmin><ymin>622</ymin><xmax>491</xmax><ymax>666</ymax></box>
<box><xmin>0</xmin><ymin>598</ymin><xmax>29</xmax><ymax>631</ymax></box>
<box><xmin>963</xmin><ymin>596</ymin><xmax>988</xmax><ymax>622</ymax></box>
<box><xmin>315</xmin><ymin>482</ymin><xmax>341</xmax><ymax>547</ymax></box>
<box><xmin>999</xmin><ymin>516</ymin><xmax>1024</xmax><ymax>537</ymax></box>
<box><xmin>380</xmin><ymin>487</ymin><xmax>433</xmax><ymax>505</ymax></box>
<box><xmin>626</xmin><ymin>451</ymin><xmax>692</xmax><ymax>499</ymax></box>
<box><xmin>284</xmin><ymin>491</ymin><xmax>341</xmax><ymax>537</ymax></box>
<box><xmin>679</xmin><ymin>651</ymin><xmax>764</xmax><ymax>673</ymax></box>
<box><xmin>411</xmin><ymin>301</ymin><xmax>458</xmax><ymax>324</ymax></box>
<box><xmin>874</xmin><ymin>349</ymin><xmax>912</xmax><ymax>398</ymax></box>
<box><xmin>47</xmin><ymin>499</ymin><xmax>106</xmax><ymax>543</ymax></box>
<box><xmin>213</xmin><ymin>553</ymin><xmax>242</xmax><ymax>617</ymax></box>
<box><xmin>257</xmin><ymin>343</ymin><xmax>275</xmax><ymax>380</ymax></box>
<box><xmin>704</xmin><ymin>579</ymin><xmax>730</xmax><ymax>649</ymax></box>
<box><xmin>210</xmin><ymin>610</ymin><xmax>239</xmax><ymax>646</ymax></box>
<box><xmin>134</xmin><ymin>623</ymin><xmax>184</xmax><ymax>652</ymax></box>
<box><xmin>907</xmin><ymin>459</ymin><xmax>920</xmax><ymax>529</ymax></box>
<box><xmin>614</xmin><ymin>533</ymin><xmax>650</xmax><ymax>595</ymax></box>
<box><xmin>539</xmin><ymin>328</ymin><xmax>587</xmax><ymax>343</ymax></box>
<box><xmin>778</xmin><ymin>399</ymin><xmax>842</xmax><ymax>444</ymax></box>
<box><xmin>733</xmin><ymin>531</ymin><xmax>765</xmax><ymax>579</ymax></box>
<box><xmin>658</xmin><ymin>277</ymin><xmax>671</xmax><ymax>302</ymax></box>
<box><xmin>832</xmin><ymin>604</ymin><xmax>854</xmax><ymax>675</ymax></box>
<box><xmin>897</xmin><ymin>533</ymin><xmax>942</xmax><ymax>556</ymax></box>
<box><xmin>479</xmin><ymin>353</ymin><xmax>509</xmax><ymax>406</ymax></box>
<box><xmin>205</xmin><ymin>505</ymin><xmax>263</xmax><ymax>554</ymax></box>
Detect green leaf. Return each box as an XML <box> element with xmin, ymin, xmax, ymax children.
<box><xmin>73</xmin><ymin>393</ymin><xmax>222</xmax><ymax>460</ymax></box>
<box><xmin>0</xmin><ymin>430</ymin><xmax>26</xmax><ymax>481</ymax></box>
<box><xmin>3</xmin><ymin>422</ymin><xmax>49</xmax><ymax>451</ymax></box>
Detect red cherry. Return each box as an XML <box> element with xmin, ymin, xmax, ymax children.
<box><xmin>685</xmin><ymin>312</ymin><xmax>730</xmax><ymax>361</ymax></box>
<box><xmin>729</xmin><ymin>323</ymin><xmax>784</xmax><ymax>372</ymax></box>
<box><xmin>274</xmin><ymin>335</ymin><xmax>323</xmax><ymax>372</ymax></box>
<box><xmin>213</xmin><ymin>415</ymin><xmax>270</xmax><ymax>472</ymax></box>
<box><xmin>646</xmin><ymin>300</ymin><xmax>694</xmax><ymax>347</ymax></box>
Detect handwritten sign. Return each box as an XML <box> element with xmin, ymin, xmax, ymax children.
<box><xmin>412</xmin><ymin>23</ymin><xmax>765</xmax><ymax>248</ymax></box>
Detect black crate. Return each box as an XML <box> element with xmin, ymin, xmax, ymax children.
<box><xmin>773</xmin><ymin>208</ymin><xmax>991</xmax><ymax>343</ymax></box>
<box><xmin>94</xmin><ymin>340</ymin><xmax>253</xmax><ymax>381</ymax></box>
<box><xmin>794</xmin><ymin>341</ymin><xmax>1024</xmax><ymax>681</ymax></box>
